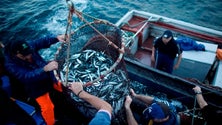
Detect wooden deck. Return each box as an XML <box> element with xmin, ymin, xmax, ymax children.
<box><xmin>134</xmin><ymin>36</ymin><xmax>155</xmax><ymax>67</ymax></box>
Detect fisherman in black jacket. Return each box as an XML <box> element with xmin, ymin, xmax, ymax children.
<box><xmin>151</xmin><ymin>30</ymin><xmax>182</xmax><ymax>74</ymax></box>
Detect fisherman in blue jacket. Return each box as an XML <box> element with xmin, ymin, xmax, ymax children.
<box><xmin>125</xmin><ymin>89</ymin><xmax>179</xmax><ymax>125</ymax></box>
<box><xmin>4</xmin><ymin>34</ymin><xmax>66</xmax><ymax>125</ymax></box>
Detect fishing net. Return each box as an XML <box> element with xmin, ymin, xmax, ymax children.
<box><xmin>54</xmin><ymin>20</ymin><xmax>130</xmax><ymax>124</ymax></box>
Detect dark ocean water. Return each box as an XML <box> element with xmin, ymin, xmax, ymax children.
<box><xmin>1</xmin><ymin>0</ymin><xmax>222</xmax><ymax>43</ymax></box>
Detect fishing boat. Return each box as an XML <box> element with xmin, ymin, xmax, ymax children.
<box><xmin>114</xmin><ymin>9</ymin><xmax>222</xmax><ymax>124</ymax></box>
<box><xmin>53</xmin><ymin>3</ymin><xmax>222</xmax><ymax>124</ymax></box>
<box><xmin>116</xmin><ymin>9</ymin><xmax>222</xmax><ymax>85</ymax></box>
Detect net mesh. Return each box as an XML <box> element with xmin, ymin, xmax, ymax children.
<box><xmin>54</xmin><ymin>20</ymin><xmax>130</xmax><ymax>124</ymax></box>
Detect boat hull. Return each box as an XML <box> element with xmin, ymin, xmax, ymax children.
<box><xmin>115</xmin><ymin>10</ymin><xmax>222</xmax><ymax>109</ymax></box>
<box><xmin>125</xmin><ymin>57</ymin><xmax>222</xmax><ymax>108</ymax></box>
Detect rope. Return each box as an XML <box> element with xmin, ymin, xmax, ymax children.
<box><xmin>56</xmin><ymin>2</ymin><xmax>78</xmax><ymax>86</ymax></box>
<box><xmin>70</xmin><ymin>5</ymin><xmax>123</xmax><ymax>52</ymax></box>
<box><xmin>191</xmin><ymin>95</ymin><xmax>197</xmax><ymax>125</ymax></box>
<box><xmin>81</xmin><ymin>11</ymin><xmax>101</xmax><ymax>22</ymax></box>
<box><xmin>123</xmin><ymin>20</ymin><xmax>147</xmax><ymax>28</ymax></box>
<box><xmin>53</xmin><ymin>0</ymin><xmax>75</xmax><ymax>87</ymax></box>
<box><xmin>125</xmin><ymin>17</ymin><xmax>152</xmax><ymax>47</ymax></box>
<box><xmin>65</xmin><ymin>0</ymin><xmax>123</xmax><ymax>54</ymax></box>
<box><xmin>61</xmin><ymin>0</ymin><xmax>74</xmax><ymax>87</ymax></box>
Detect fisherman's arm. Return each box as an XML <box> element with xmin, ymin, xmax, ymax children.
<box><xmin>30</xmin><ymin>34</ymin><xmax>66</xmax><ymax>50</ymax></box>
<box><xmin>151</xmin><ymin>46</ymin><xmax>156</xmax><ymax>62</ymax></box>
<box><xmin>193</xmin><ymin>86</ymin><xmax>208</xmax><ymax>109</ymax></box>
<box><xmin>125</xmin><ymin>95</ymin><xmax>138</xmax><ymax>125</ymax></box>
<box><xmin>151</xmin><ymin>39</ymin><xmax>159</xmax><ymax>62</ymax></box>
<box><xmin>174</xmin><ymin>44</ymin><xmax>183</xmax><ymax>69</ymax></box>
<box><xmin>130</xmin><ymin>89</ymin><xmax>154</xmax><ymax>106</ymax></box>
<box><xmin>174</xmin><ymin>53</ymin><xmax>182</xmax><ymax>69</ymax></box>
<box><xmin>69</xmin><ymin>82</ymin><xmax>112</xmax><ymax>113</ymax></box>
<box><xmin>4</xmin><ymin>60</ymin><xmax>57</xmax><ymax>85</ymax></box>
<box><xmin>79</xmin><ymin>91</ymin><xmax>112</xmax><ymax>113</ymax></box>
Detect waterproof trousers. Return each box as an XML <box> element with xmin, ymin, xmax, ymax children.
<box><xmin>36</xmin><ymin>92</ymin><xmax>55</xmax><ymax>125</ymax></box>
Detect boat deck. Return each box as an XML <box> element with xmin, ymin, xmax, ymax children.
<box><xmin>120</xmin><ymin>12</ymin><xmax>219</xmax><ymax>83</ymax></box>
<box><xmin>134</xmin><ymin>36</ymin><xmax>155</xmax><ymax>67</ymax></box>
<box><xmin>120</xmin><ymin>15</ymin><xmax>156</xmax><ymax>67</ymax></box>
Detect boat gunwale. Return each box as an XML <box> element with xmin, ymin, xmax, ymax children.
<box><xmin>116</xmin><ymin>10</ymin><xmax>222</xmax><ymax>44</ymax></box>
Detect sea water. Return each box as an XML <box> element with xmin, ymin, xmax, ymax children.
<box><xmin>0</xmin><ymin>0</ymin><xmax>222</xmax><ymax>43</ymax></box>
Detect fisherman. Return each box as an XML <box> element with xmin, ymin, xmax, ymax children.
<box><xmin>69</xmin><ymin>82</ymin><xmax>112</xmax><ymax>125</ymax></box>
<box><xmin>3</xmin><ymin>34</ymin><xmax>69</xmax><ymax>125</ymax></box>
<box><xmin>151</xmin><ymin>30</ymin><xmax>182</xmax><ymax>74</ymax></box>
<box><xmin>192</xmin><ymin>86</ymin><xmax>222</xmax><ymax>125</ymax></box>
<box><xmin>124</xmin><ymin>89</ymin><xmax>179</xmax><ymax>125</ymax></box>
<box><xmin>0</xmin><ymin>43</ymin><xmax>38</xmax><ymax>125</ymax></box>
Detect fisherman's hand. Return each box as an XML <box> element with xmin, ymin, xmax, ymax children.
<box><xmin>193</xmin><ymin>86</ymin><xmax>202</xmax><ymax>94</ymax></box>
<box><xmin>124</xmin><ymin>95</ymin><xmax>132</xmax><ymax>109</ymax></box>
<box><xmin>130</xmin><ymin>89</ymin><xmax>137</xmax><ymax>97</ymax></box>
<box><xmin>173</xmin><ymin>64</ymin><xmax>179</xmax><ymax>69</ymax></box>
<box><xmin>43</xmin><ymin>61</ymin><xmax>58</xmax><ymax>72</ymax></box>
<box><xmin>68</xmin><ymin>82</ymin><xmax>84</xmax><ymax>95</ymax></box>
<box><xmin>151</xmin><ymin>55</ymin><xmax>155</xmax><ymax>62</ymax></box>
<box><xmin>57</xmin><ymin>34</ymin><xmax>68</xmax><ymax>43</ymax></box>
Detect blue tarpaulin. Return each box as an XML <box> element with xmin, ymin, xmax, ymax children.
<box><xmin>15</xmin><ymin>99</ymin><xmax>46</xmax><ymax>125</ymax></box>
<box><xmin>176</xmin><ymin>36</ymin><xmax>205</xmax><ymax>51</ymax></box>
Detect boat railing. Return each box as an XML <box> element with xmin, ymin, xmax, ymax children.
<box><xmin>122</xmin><ymin>10</ymin><xmax>222</xmax><ymax>44</ymax></box>
<box><xmin>132</xmin><ymin>10</ymin><xmax>222</xmax><ymax>36</ymax></box>
<box><xmin>124</xmin><ymin>16</ymin><xmax>151</xmax><ymax>47</ymax></box>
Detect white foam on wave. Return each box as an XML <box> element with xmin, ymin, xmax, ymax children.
<box><xmin>41</xmin><ymin>0</ymin><xmax>88</xmax><ymax>60</ymax></box>
<box><xmin>44</xmin><ymin>0</ymin><xmax>88</xmax><ymax>35</ymax></box>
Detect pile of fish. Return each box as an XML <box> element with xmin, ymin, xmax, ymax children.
<box><xmin>60</xmin><ymin>49</ymin><xmax>113</xmax><ymax>83</ymax></box>
<box><xmin>59</xmin><ymin>49</ymin><xmax>129</xmax><ymax>124</ymax></box>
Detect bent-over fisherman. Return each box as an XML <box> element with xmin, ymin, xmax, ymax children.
<box><xmin>3</xmin><ymin>34</ymin><xmax>71</xmax><ymax>125</ymax></box>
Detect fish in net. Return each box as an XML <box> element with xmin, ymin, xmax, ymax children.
<box><xmin>54</xmin><ymin>21</ymin><xmax>130</xmax><ymax>124</ymax></box>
